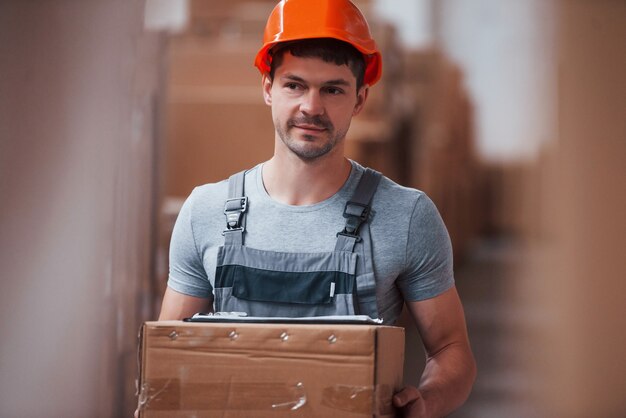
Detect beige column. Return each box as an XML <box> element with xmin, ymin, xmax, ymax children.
<box><xmin>0</xmin><ymin>1</ymin><xmax>161</xmax><ymax>416</ymax></box>
<box><xmin>526</xmin><ymin>1</ymin><xmax>626</xmax><ymax>416</ymax></box>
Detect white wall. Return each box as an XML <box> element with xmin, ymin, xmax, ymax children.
<box><xmin>435</xmin><ymin>0</ymin><xmax>557</xmax><ymax>163</ymax></box>
<box><xmin>374</xmin><ymin>0</ymin><xmax>434</xmax><ymax>49</ymax></box>
<box><xmin>144</xmin><ymin>0</ymin><xmax>189</xmax><ymax>32</ymax></box>
<box><xmin>0</xmin><ymin>1</ymin><xmax>155</xmax><ymax>416</ymax></box>
<box><xmin>374</xmin><ymin>0</ymin><xmax>558</xmax><ymax>163</ymax></box>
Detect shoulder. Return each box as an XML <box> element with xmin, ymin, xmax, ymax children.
<box><xmin>347</xmin><ymin>161</ymin><xmax>421</xmax><ymax>206</ymax></box>
<box><xmin>362</xmin><ymin>168</ymin><xmax>444</xmax><ymax>235</ymax></box>
<box><xmin>377</xmin><ymin>176</ymin><xmax>445</xmax><ymax>234</ymax></box>
<box><xmin>185</xmin><ymin>165</ymin><xmax>261</xmax><ymax>214</ymax></box>
<box><xmin>184</xmin><ymin>179</ymin><xmax>229</xmax><ymax>216</ymax></box>
<box><xmin>372</xmin><ymin>172</ymin><xmax>428</xmax><ymax>215</ymax></box>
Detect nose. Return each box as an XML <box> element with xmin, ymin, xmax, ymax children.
<box><xmin>299</xmin><ymin>90</ymin><xmax>324</xmax><ymax>116</ymax></box>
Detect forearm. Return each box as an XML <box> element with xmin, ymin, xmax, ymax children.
<box><xmin>418</xmin><ymin>341</ymin><xmax>477</xmax><ymax>417</ymax></box>
<box><xmin>395</xmin><ymin>289</ymin><xmax>476</xmax><ymax>417</ymax></box>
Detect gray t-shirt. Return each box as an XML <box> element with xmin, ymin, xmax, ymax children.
<box><xmin>168</xmin><ymin>160</ymin><xmax>454</xmax><ymax>324</ymax></box>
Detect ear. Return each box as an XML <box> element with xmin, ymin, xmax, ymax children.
<box><xmin>352</xmin><ymin>85</ymin><xmax>369</xmax><ymax>116</ymax></box>
<box><xmin>262</xmin><ymin>74</ymin><xmax>273</xmax><ymax>106</ymax></box>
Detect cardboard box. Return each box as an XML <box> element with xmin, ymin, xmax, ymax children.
<box><xmin>165</xmin><ymin>99</ymin><xmax>274</xmax><ymax>197</ymax></box>
<box><xmin>138</xmin><ymin>321</ymin><xmax>404</xmax><ymax>417</ymax></box>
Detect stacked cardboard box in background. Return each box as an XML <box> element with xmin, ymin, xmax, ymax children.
<box><xmin>187</xmin><ymin>0</ymin><xmax>273</xmax><ymax>39</ymax></box>
<box><xmin>164</xmin><ymin>35</ymin><xmax>273</xmax><ymax>198</ymax></box>
<box><xmin>345</xmin><ymin>6</ymin><xmax>412</xmax><ymax>185</ymax></box>
<box><xmin>165</xmin><ymin>1</ymin><xmax>276</xmax><ymax>198</ymax></box>
<box><xmin>401</xmin><ymin>50</ymin><xmax>483</xmax><ymax>261</ymax></box>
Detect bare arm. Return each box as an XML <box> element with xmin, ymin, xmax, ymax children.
<box><xmin>158</xmin><ymin>287</ymin><xmax>213</xmax><ymax>320</ymax></box>
<box><xmin>394</xmin><ymin>286</ymin><xmax>477</xmax><ymax>418</ymax></box>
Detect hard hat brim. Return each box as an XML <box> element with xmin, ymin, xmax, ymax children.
<box><xmin>254</xmin><ymin>38</ymin><xmax>383</xmax><ymax>86</ymax></box>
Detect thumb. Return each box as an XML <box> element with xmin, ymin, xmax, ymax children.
<box><xmin>393</xmin><ymin>386</ymin><xmax>422</xmax><ymax>408</ymax></box>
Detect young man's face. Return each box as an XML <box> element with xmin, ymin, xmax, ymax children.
<box><xmin>263</xmin><ymin>52</ymin><xmax>368</xmax><ymax>161</ymax></box>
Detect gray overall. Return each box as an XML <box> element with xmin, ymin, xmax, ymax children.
<box><xmin>213</xmin><ymin>168</ymin><xmax>382</xmax><ymax>319</ymax></box>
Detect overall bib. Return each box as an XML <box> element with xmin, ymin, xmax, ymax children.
<box><xmin>213</xmin><ymin>168</ymin><xmax>382</xmax><ymax>319</ymax></box>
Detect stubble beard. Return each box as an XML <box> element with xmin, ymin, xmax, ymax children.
<box><xmin>276</xmin><ymin>116</ymin><xmax>347</xmax><ymax>161</ymax></box>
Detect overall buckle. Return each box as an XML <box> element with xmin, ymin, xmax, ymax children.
<box><xmin>342</xmin><ymin>201</ymin><xmax>370</xmax><ymax>235</ymax></box>
<box><xmin>223</xmin><ymin>197</ymin><xmax>248</xmax><ymax>230</ymax></box>
<box><xmin>336</xmin><ymin>230</ymin><xmax>362</xmax><ymax>242</ymax></box>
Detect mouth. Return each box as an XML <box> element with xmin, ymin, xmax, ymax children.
<box><xmin>289</xmin><ymin>118</ymin><xmax>331</xmax><ymax>137</ymax></box>
<box><xmin>288</xmin><ymin>117</ymin><xmax>331</xmax><ymax>134</ymax></box>
<box><xmin>293</xmin><ymin>124</ymin><xmax>327</xmax><ymax>132</ymax></box>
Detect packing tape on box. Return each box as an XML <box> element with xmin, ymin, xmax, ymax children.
<box><xmin>137</xmin><ymin>379</ymin><xmax>395</xmax><ymax>415</ymax></box>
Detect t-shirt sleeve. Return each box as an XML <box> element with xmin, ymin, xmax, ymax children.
<box><xmin>396</xmin><ymin>194</ymin><xmax>455</xmax><ymax>301</ymax></box>
<box><xmin>167</xmin><ymin>189</ymin><xmax>213</xmax><ymax>298</ymax></box>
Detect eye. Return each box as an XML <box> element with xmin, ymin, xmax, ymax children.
<box><xmin>325</xmin><ymin>86</ymin><xmax>345</xmax><ymax>95</ymax></box>
<box><xmin>284</xmin><ymin>82</ymin><xmax>303</xmax><ymax>91</ymax></box>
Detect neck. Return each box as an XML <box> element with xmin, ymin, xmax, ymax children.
<box><xmin>262</xmin><ymin>151</ymin><xmax>352</xmax><ymax>206</ymax></box>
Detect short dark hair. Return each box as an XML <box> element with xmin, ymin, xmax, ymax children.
<box><xmin>268</xmin><ymin>38</ymin><xmax>366</xmax><ymax>91</ymax></box>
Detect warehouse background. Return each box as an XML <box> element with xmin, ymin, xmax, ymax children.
<box><xmin>0</xmin><ymin>0</ymin><xmax>624</xmax><ymax>417</ymax></box>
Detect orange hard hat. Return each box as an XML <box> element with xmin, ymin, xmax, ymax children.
<box><xmin>254</xmin><ymin>0</ymin><xmax>383</xmax><ymax>86</ymax></box>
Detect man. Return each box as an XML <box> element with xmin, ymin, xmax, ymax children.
<box><xmin>159</xmin><ymin>0</ymin><xmax>476</xmax><ymax>416</ymax></box>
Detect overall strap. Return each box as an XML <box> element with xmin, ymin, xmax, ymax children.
<box><xmin>223</xmin><ymin>170</ymin><xmax>248</xmax><ymax>246</ymax></box>
<box><xmin>335</xmin><ymin>168</ymin><xmax>382</xmax><ymax>252</ymax></box>
<box><xmin>335</xmin><ymin>168</ymin><xmax>382</xmax><ymax>319</ymax></box>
